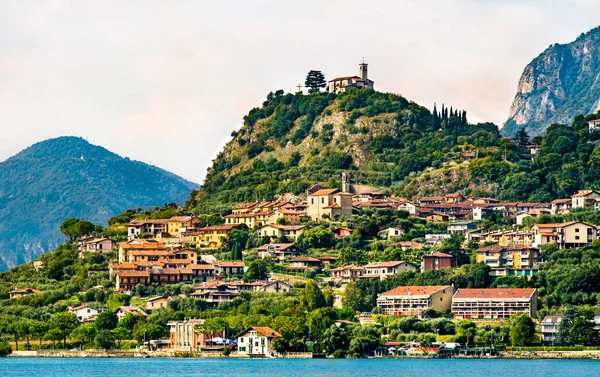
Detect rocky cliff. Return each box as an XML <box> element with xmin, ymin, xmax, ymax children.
<box><xmin>503</xmin><ymin>26</ymin><xmax>600</xmax><ymax>136</ymax></box>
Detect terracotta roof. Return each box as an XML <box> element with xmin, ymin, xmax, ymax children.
<box><xmin>317</xmin><ymin>256</ymin><xmax>337</xmax><ymax>261</ymax></box>
<box><xmin>256</xmin><ymin>243</ymin><xmax>299</xmax><ymax>251</ymax></box>
<box><xmin>380</xmin><ymin>285</ymin><xmax>452</xmax><ymax>297</ymax></box>
<box><xmin>114</xmin><ymin>306</ymin><xmax>148</xmax><ymax>316</ymax></box>
<box><xmin>453</xmin><ymin>288</ymin><xmax>536</xmax><ymax>300</ymax></box>
<box><xmin>198</xmin><ymin>224</ymin><xmax>240</xmax><ymax>231</ymax></box>
<box><xmin>364</xmin><ymin>261</ymin><xmax>411</xmax><ymax>268</ymax></box>
<box><xmin>214</xmin><ymin>261</ymin><xmax>245</xmax><ymax>267</ymax></box>
<box><xmin>308</xmin><ymin>188</ymin><xmax>340</xmax><ymax>196</ymax></box>
<box><xmin>260</xmin><ymin>224</ymin><xmax>307</xmax><ymax>231</ymax></box>
<box><xmin>289</xmin><ymin>256</ymin><xmax>322</xmax><ymax>263</ymax></box>
<box><xmin>388</xmin><ymin>241</ymin><xmax>423</xmax><ymax>249</ymax></box>
<box><xmin>572</xmin><ymin>190</ymin><xmax>600</xmax><ymax>197</ymax></box>
<box><xmin>328</xmin><ymin>75</ymin><xmax>361</xmax><ymax>82</ymax></box>
<box><xmin>236</xmin><ymin>326</ymin><xmax>282</xmax><ymax>338</ymax></box>
<box><xmin>116</xmin><ymin>270</ymin><xmax>150</xmax><ymax>278</ymax></box>
<box><xmin>190</xmin><ymin>264</ymin><xmax>215</xmax><ymax>270</ymax></box>
<box><xmin>551</xmin><ymin>199</ymin><xmax>571</xmax><ymax>204</ymax></box>
<box><xmin>427</xmin><ymin>252</ymin><xmax>454</xmax><ymax>258</ymax></box>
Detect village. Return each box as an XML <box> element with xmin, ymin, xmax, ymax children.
<box><xmin>8</xmin><ymin>168</ymin><xmax>600</xmax><ymax>358</ymax></box>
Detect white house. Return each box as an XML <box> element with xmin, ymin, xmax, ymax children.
<box><xmin>362</xmin><ymin>261</ymin><xmax>416</xmax><ymax>280</ymax></box>
<box><xmin>377</xmin><ymin>227</ymin><xmax>404</xmax><ymax>239</ymax></box>
<box><xmin>328</xmin><ymin>62</ymin><xmax>374</xmax><ymax>93</ymax></box>
<box><xmin>587</xmin><ymin>118</ymin><xmax>600</xmax><ymax>131</ymax></box>
<box><xmin>69</xmin><ymin>304</ymin><xmax>106</xmax><ymax>322</ymax></box>
<box><xmin>236</xmin><ymin>326</ymin><xmax>282</xmax><ymax>356</ymax></box>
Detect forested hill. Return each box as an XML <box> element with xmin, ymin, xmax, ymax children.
<box><xmin>192</xmin><ymin>89</ymin><xmax>503</xmax><ymax>212</ymax></box>
<box><xmin>0</xmin><ymin>136</ymin><xmax>199</xmax><ymax>270</ymax></box>
<box><xmin>192</xmin><ymin>89</ymin><xmax>600</xmax><ymax>214</ymax></box>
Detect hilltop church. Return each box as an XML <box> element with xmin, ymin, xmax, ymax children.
<box><xmin>328</xmin><ymin>62</ymin><xmax>375</xmax><ymax>93</ymax></box>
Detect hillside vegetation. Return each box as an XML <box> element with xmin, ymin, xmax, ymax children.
<box><xmin>193</xmin><ymin>89</ymin><xmax>600</xmax><ymax>213</ymax></box>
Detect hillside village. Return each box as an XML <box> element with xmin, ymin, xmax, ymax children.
<box><xmin>4</xmin><ymin>77</ymin><xmax>600</xmax><ymax>358</ymax></box>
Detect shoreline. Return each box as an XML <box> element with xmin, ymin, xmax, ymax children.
<box><xmin>8</xmin><ymin>350</ymin><xmax>600</xmax><ymax>360</ymax></box>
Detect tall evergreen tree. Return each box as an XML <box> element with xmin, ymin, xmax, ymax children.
<box><xmin>514</xmin><ymin>127</ymin><xmax>530</xmax><ymax>147</ymax></box>
<box><xmin>305</xmin><ymin>70</ymin><xmax>327</xmax><ymax>94</ymax></box>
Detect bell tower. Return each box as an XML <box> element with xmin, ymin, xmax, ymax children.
<box><xmin>342</xmin><ymin>172</ymin><xmax>351</xmax><ymax>193</ymax></box>
<box><xmin>359</xmin><ymin>58</ymin><xmax>368</xmax><ymax>81</ymax></box>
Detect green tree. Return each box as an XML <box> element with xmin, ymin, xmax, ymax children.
<box><xmin>29</xmin><ymin>321</ymin><xmax>49</xmax><ymax>350</ymax></box>
<box><xmin>111</xmin><ymin>327</ymin><xmax>131</xmax><ymax>349</ymax></box>
<box><xmin>300</xmin><ymin>280</ymin><xmax>326</xmax><ymax>312</ymax></box>
<box><xmin>322</xmin><ymin>325</ymin><xmax>350</xmax><ymax>355</ymax></box>
<box><xmin>509</xmin><ymin>314</ymin><xmax>536</xmax><ymax>346</ymax></box>
<box><xmin>49</xmin><ymin>312</ymin><xmax>80</xmax><ymax>348</ymax></box>
<box><xmin>0</xmin><ymin>342</ymin><xmax>12</xmax><ymax>357</ymax></box>
<box><xmin>299</xmin><ymin>226</ymin><xmax>335</xmax><ymax>249</ymax></box>
<box><xmin>244</xmin><ymin>260</ymin><xmax>269</xmax><ymax>281</ymax></box>
<box><xmin>569</xmin><ymin>308</ymin><xmax>600</xmax><ymax>346</ymax></box>
<box><xmin>456</xmin><ymin>320</ymin><xmax>476</xmax><ymax>346</ymax></box>
<box><xmin>44</xmin><ymin>328</ymin><xmax>63</xmax><ymax>348</ymax></box>
<box><xmin>95</xmin><ymin>311</ymin><xmax>118</xmax><ymax>331</ymax></box>
<box><xmin>307</xmin><ymin>307</ymin><xmax>337</xmax><ymax>342</ymax></box>
<box><xmin>514</xmin><ymin>127</ymin><xmax>529</xmax><ymax>147</ymax></box>
<box><xmin>95</xmin><ymin>329</ymin><xmax>115</xmax><ymax>350</ymax></box>
<box><xmin>342</xmin><ymin>282</ymin><xmax>366</xmax><ymax>312</ymax></box>
<box><xmin>70</xmin><ymin>323</ymin><xmax>97</xmax><ymax>349</ymax></box>
<box><xmin>305</xmin><ymin>70</ymin><xmax>326</xmax><ymax>94</ymax></box>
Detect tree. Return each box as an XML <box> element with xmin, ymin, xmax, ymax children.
<box><xmin>29</xmin><ymin>321</ymin><xmax>49</xmax><ymax>350</ymax></box>
<box><xmin>569</xmin><ymin>308</ymin><xmax>600</xmax><ymax>346</ymax></box>
<box><xmin>322</xmin><ymin>325</ymin><xmax>350</xmax><ymax>355</ymax></box>
<box><xmin>510</xmin><ymin>314</ymin><xmax>536</xmax><ymax>346</ymax></box>
<box><xmin>70</xmin><ymin>323</ymin><xmax>97</xmax><ymax>349</ymax></box>
<box><xmin>44</xmin><ymin>328</ymin><xmax>63</xmax><ymax>348</ymax></box>
<box><xmin>60</xmin><ymin>218</ymin><xmax>97</xmax><ymax>240</ymax></box>
<box><xmin>49</xmin><ymin>312</ymin><xmax>79</xmax><ymax>348</ymax></box>
<box><xmin>244</xmin><ymin>260</ymin><xmax>269</xmax><ymax>281</ymax></box>
<box><xmin>456</xmin><ymin>320</ymin><xmax>476</xmax><ymax>346</ymax></box>
<box><xmin>0</xmin><ymin>342</ymin><xmax>11</xmax><ymax>357</ymax></box>
<box><xmin>111</xmin><ymin>327</ymin><xmax>131</xmax><ymax>349</ymax></box>
<box><xmin>300</xmin><ymin>280</ymin><xmax>326</xmax><ymax>312</ymax></box>
<box><xmin>342</xmin><ymin>282</ymin><xmax>366</xmax><ymax>312</ymax></box>
<box><xmin>95</xmin><ymin>311</ymin><xmax>118</xmax><ymax>331</ymax></box>
<box><xmin>349</xmin><ymin>336</ymin><xmax>380</xmax><ymax>357</ymax></box>
<box><xmin>305</xmin><ymin>70</ymin><xmax>326</xmax><ymax>94</ymax></box>
<box><xmin>514</xmin><ymin>127</ymin><xmax>529</xmax><ymax>148</ymax></box>
<box><xmin>299</xmin><ymin>226</ymin><xmax>335</xmax><ymax>249</ymax></box>
<box><xmin>307</xmin><ymin>307</ymin><xmax>337</xmax><ymax>342</ymax></box>
<box><xmin>95</xmin><ymin>329</ymin><xmax>115</xmax><ymax>350</ymax></box>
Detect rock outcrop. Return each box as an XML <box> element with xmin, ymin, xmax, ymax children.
<box><xmin>504</xmin><ymin>26</ymin><xmax>600</xmax><ymax>136</ymax></box>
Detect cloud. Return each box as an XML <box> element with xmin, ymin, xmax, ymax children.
<box><xmin>1</xmin><ymin>1</ymin><xmax>600</xmax><ymax>183</ymax></box>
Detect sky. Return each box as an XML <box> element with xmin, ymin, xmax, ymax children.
<box><xmin>1</xmin><ymin>1</ymin><xmax>600</xmax><ymax>184</ymax></box>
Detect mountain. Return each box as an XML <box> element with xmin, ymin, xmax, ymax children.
<box><xmin>191</xmin><ymin>88</ymin><xmax>506</xmax><ymax>213</ymax></box>
<box><xmin>504</xmin><ymin>26</ymin><xmax>600</xmax><ymax>137</ymax></box>
<box><xmin>0</xmin><ymin>136</ymin><xmax>198</xmax><ymax>270</ymax></box>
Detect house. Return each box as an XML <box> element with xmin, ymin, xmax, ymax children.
<box><xmin>115</xmin><ymin>270</ymin><xmax>150</xmax><ymax>291</ymax></box>
<box><xmin>317</xmin><ymin>256</ymin><xmax>337</xmax><ymax>268</ymax></box>
<box><xmin>475</xmin><ymin>244</ymin><xmax>541</xmax><ymax>278</ymax></box>
<box><xmin>69</xmin><ymin>304</ymin><xmax>106</xmax><ymax>322</ymax></box>
<box><xmin>424</xmin><ymin>234</ymin><xmax>451</xmax><ymax>246</ymax></box>
<box><xmin>189</xmin><ymin>224</ymin><xmax>241</xmax><ymax>249</ymax></box>
<box><xmin>376</xmin><ymin>285</ymin><xmax>453</xmax><ymax>316</ymax></box>
<box><xmin>213</xmin><ymin>261</ymin><xmax>246</xmax><ymax>276</ymax></box>
<box><xmin>481</xmin><ymin>229</ymin><xmax>534</xmax><ymax>247</ymax></box>
<box><xmin>256</xmin><ymin>243</ymin><xmax>305</xmax><ymax>262</ymax></box>
<box><xmin>287</xmin><ymin>256</ymin><xmax>323</xmax><ymax>272</ymax></box>
<box><xmin>236</xmin><ymin>326</ymin><xmax>282</xmax><ymax>356</ymax></box>
<box><xmin>422</xmin><ymin>252</ymin><xmax>456</xmax><ymax>271</ymax></box>
<box><xmin>190</xmin><ymin>281</ymin><xmax>240</xmax><ymax>305</ymax></box>
<box><xmin>168</xmin><ymin>318</ymin><xmax>208</xmax><ymax>350</ymax></box>
<box><xmin>330</xmin><ymin>265</ymin><xmax>366</xmax><ymax>284</ymax></box>
<box><xmin>327</xmin><ymin>62</ymin><xmax>374</xmax><ymax>93</ymax></box>
<box><xmin>571</xmin><ymin>190</ymin><xmax>600</xmax><ymax>209</ymax></box>
<box><xmin>127</xmin><ymin>219</ymin><xmax>169</xmax><ymax>239</ymax></box>
<box><xmin>419</xmin><ymin>196</ymin><xmax>445</xmax><ymax>205</ymax></box>
<box><xmin>448</xmin><ymin>221</ymin><xmax>477</xmax><ymax>235</ymax></box>
<box><xmin>8</xmin><ymin>287</ymin><xmax>41</xmax><ymax>299</ymax></box>
<box><xmin>388</xmin><ymin>241</ymin><xmax>424</xmax><ymax>250</ymax></box>
<box><xmin>268</xmin><ymin>209</ymin><xmax>306</xmax><ymax>224</ymax></box>
<box><xmin>307</xmin><ymin>188</ymin><xmax>353</xmax><ymax>221</ymax></box>
<box><xmin>258</xmin><ymin>224</ymin><xmax>307</xmax><ymax>241</ymax></box>
<box><xmin>541</xmin><ymin>314</ymin><xmax>563</xmax><ymax>345</ymax></box>
<box><xmin>377</xmin><ymin>227</ymin><xmax>404</xmax><ymax>239</ymax></box>
<box><xmin>362</xmin><ymin>261</ymin><xmax>416</xmax><ymax>280</ymax></box>
<box><xmin>224</xmin><ymin>212</ymin><xmax>271</xmax><ymax>229</ymax></box>
<box><xmin>451</xmin><ymin>288</ymin><xmax>538</xmax><ymax>320</ymax></box>
<box><xmin>78</xmin><ymin>237</ymin><xmax>115</xmax><ymax>255</ymax></box>
<box><xmin>144</xmin><ymin>296</ymin><xmax>171</xmax><ymax>310</ymax></box>
<box><xmin>189</xmin><ymin>264</ymin><xmax>216</xmax><ymax>283</ymax></box>
<box><xmin>444</xmin><ymin>192</ymin><xmax>465</xmax><ymax>204</ymax></box>
<box><xmin>587</xmin><ymin>118</ymin><xmax>600</xmax><ymax>131</ymax></box>
<box><xmin>516</xmin><ymin>208</ymin><xmax>551</xmax><ymax>225</ymax></box>
<box><xmin>260</xmin><ymin>280</ymin><xmax>293</xmax><ymax>293</ymax></box>
<box><xmin>118</xmin><ymin>239</ymin><xmax>166</xmax><ymax>262</ymax></box>
<box><xmin>114</xmin><ymin>306</ymin><xmax>148</xmax><ymax>320</ymax></box>
<box><xmin>533</xmin><ymin>221</ymin><xmax>598</xmax><ymax>249</ymax></box>
<box><xmin>333</xmin><ymin>227</ymin><xmax>354</xmax><ymax>238</ymax></box>
<box><xmin>167</xmin><ymin>216</ymin><xmax>202</xmax><ymax>237</ymax></box>
<box><xmin>550</xmin><ymin>199</ymin><xmax>572</xmax><ymax>215</ymax></box>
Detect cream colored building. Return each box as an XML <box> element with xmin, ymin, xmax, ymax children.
<box><xmin>376</xmin><ymin>285</ymin><xmax>453</xmax><ymax>316</ymax></box>
<box><xmin>452</xmin><ymin>288</ymin><xmax>537</xmax><ymax>320</ymax></box>
<box><xmin>328</xmin><ymin>63</ymin><xmax>374</xmax><ymax>93</ymax></box>
<box><xmin>533</xmin><ymin>221</ymin><xmax>597</xmax><ymax>249</ymax></box>
<box><xmin>307</xmin><ymin>188</ymin><xmax>353</xmax><ymax>221</ymax></box>
<box><xmin>571</xmin><ymin>190</ymin><xmax>600</xmax><ymax>209</ymax></box>
<box><xmin>362</xmin><ymin>261</ymin><xmax>416</xmax><ymax>280</ymax></box>
<box><xmin>258</xmin><ymin>224</ymin><xmax>307</xmax><ymax>241</ymax></box>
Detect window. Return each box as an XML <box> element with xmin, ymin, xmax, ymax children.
<box><xmin>321</xmin><ymin>198</ymin><xmax>324</xmax><ymax>204</ymax></box>
<box><xmin>575</xmin><ymin>228</ymin><xmax>580</xmax><ymax>233</ymax></box>
<box><xmin>575</xmin><ymin>236</ymin><xmax>580</xmax><ymax>240</ymax></box>
<box><xmin>311</xmin><ymin>198</ymin><xmax>314</xmax><ymax>205</ymax></box>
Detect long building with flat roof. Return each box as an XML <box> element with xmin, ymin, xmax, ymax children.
<box><xmin>376</xmin><ymin>285</ymin><xmax>453</xmax><ymax>316</ymax></box>
<box><xmin>451</xmin><ymin>288</ymin><xmax>537</xmax><ymax>320</ymax></box>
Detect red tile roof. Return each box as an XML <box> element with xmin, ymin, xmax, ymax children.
<box><xmin>380</xmin><ymin>285</ymin><xmax>452</xmax><ymax>297</ymax></box>
<box><xmin>453</xmin><ymin>288</ymin><xmax>536</xmax><ymax>300</ymax></box>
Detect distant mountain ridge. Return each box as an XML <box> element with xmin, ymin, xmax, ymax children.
<box><xmin>0</xmin><ymin>136</ymin><xmax>199</xmax><ymax>270</ymax></box>
<box><xmin>504</xmin><ymin>26</ymin><xmax>600</xmax><ymax>136</ymax></box>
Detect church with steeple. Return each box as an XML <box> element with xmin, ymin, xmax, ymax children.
<box><xmin>328</xmin><ymin>61</ymin><xmax>375</xmax><ymax>94</ymax></box>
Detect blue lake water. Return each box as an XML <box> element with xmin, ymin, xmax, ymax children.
<box><xmin>1</xmin><ymin>358</ymin><xmax>599</xmax><ymax>377</ymax></box>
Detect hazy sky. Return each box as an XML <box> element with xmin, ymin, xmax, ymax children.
<box><xmin>1</xmin><ymin>1</ymin><xmax>600</xmax><ymax>183</ymax></box>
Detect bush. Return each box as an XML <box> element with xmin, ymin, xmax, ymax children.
<box><xmin>0</xmin><ymin>342</ymin><xmax>12</xmax><ymax>357</ymax></box>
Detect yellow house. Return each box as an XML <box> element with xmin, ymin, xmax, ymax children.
<box><xmin>475</xmin><ymin>244</ymin><xmax>541</xmax><ymax>277</ymax></box>
<box><xmin>533</xmin><ymin>221</ymin><xmax>598</xmax><ymax>249</ymax></box>
<box><xmin>167</xmin><ymin>216</ymin><xmax>201</xmax><ymax>237</ymax></box>
<box><xmin>189</xmin><ymin>224</ymin><xmax>241</xmax><ymax>249</ymax></box>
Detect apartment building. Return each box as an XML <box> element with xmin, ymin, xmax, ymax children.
<box><xmin>451</xmin><ymin>288</ymin><xmax>537</xmax><ymax>320</ymax></box>
<box><xmin>376</xmin><ymin>285</ymin><xmax>453</xmax><ymax>316</ymax></box>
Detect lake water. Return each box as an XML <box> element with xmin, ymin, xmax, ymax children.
<box><xmin>1</xmin><ymin>358</ymin><xmax>599</xmax><ymax>377</ymax></box>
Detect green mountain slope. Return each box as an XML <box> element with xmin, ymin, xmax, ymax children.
<box><xmin>0</xmin><ymin>136</ymin><xmax>199</xmax><ymax>270</ymax></box>
<box><xmin>193</xmin><ymin>89</ymin><xmax>504</xmax><ymax>212</ymax></box>
<box><xmin>504</xmin><ymin>26</ymin><xmax>600</xmax><ymax>137</ymax></box>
